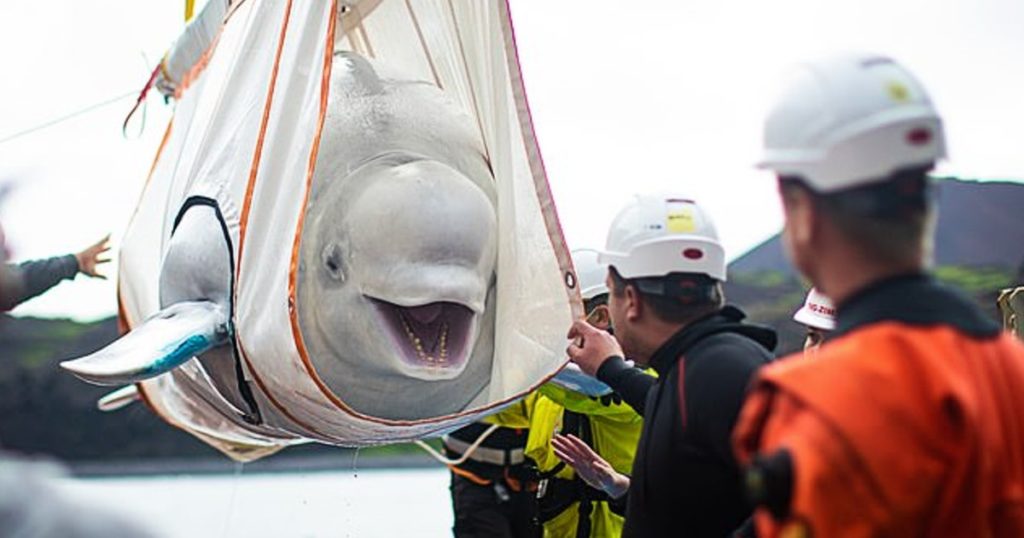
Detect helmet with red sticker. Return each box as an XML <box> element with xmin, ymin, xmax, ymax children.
<box><xmin>758</xmin><ymin>52</ymin><xmax>946</xmax><ymax>192</ymax></box>
<box><xmin>598</xmin><ymin>195</ymin><xmax>726</xmax><ymax>281</ymax></box>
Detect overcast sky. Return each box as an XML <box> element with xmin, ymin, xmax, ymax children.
<box><xmin>1</xmin><ymin>0</ymin><xmax>1022</xmax><ymax>321</ymax></box>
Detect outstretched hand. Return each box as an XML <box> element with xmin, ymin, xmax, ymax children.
<box><xmin>551</xmin><ymin>433</ymin><xmax>629</xmax><ymax>498</ymax></box>
<box><xmin>566</xmin><ymin>319</ymin><xmax>623</xmax><ymax>376</ymax></box>
<box><xmin>75</xmin><ymin>234</ymin><xmax>112</xmax><ymax>279</ymax></box>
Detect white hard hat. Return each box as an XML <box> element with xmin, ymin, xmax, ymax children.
<box><xmin>793</xmin><ymin>288</ymin><xmax>836</xmax><ymax>331</ymax></box>
<box><xmin>598</xmin><ymin>195</ymin><xmax>726</xmax><ymax>281</ymax></box>
<box><xmin>571</xmin><ymin>248</ymin><xmax>609</xmax><ymax>300</ymax></box>
<box><xmin>758</xmin><ymin>53</ymin><xmax>946</xmax><ymax>193</ymax></box>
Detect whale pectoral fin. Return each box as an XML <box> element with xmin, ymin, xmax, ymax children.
<box><xmin>97</xmin><ymin>385</ymin><xmax>141</xmax><ymax>412</ymax></box>
<box><xmin>61</xmin><ymin>301</ymin><xmax>230</xmax><ymax>386</ymax></box>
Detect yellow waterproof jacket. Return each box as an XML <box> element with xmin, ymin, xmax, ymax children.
<box><xmin>482</xmin><ymin>392</ymin><xmax>536</xmax><ymax>430</ymax></box>
<box><xmin>446</xmin><ymin>392</ymin><xmax>537</xmax><ymax>488</ymax></box>
<box><xmin>525</xmin><ymin>382</ymin><xmax>647</xmax><ymax>538</ymax></box>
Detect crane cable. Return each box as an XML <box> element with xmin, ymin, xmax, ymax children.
<box><xmin>0</xmin><ymin>91</ymin><xmax>138</xmax><ymax>146</ymax></box>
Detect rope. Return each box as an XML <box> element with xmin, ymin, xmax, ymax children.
<box><xmin>0</xmin><ymin>91</ymin><xmax>136</xmax><ymax>146</ymax></box>
<box><xmin>414</xmin><ymin>423</ymin><xmax>501</xmax><ymax>466</ymax></box>
<box><xmin>122</xmin><ymin>62</ymin><xmax>164</xmax><ymax>137</ymax></box>
<box><xmin>403</xmin><ymin>0</ymin><xmax>443</xmax><ymax>89</ymax></box>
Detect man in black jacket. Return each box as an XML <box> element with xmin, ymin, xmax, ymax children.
<box><xmin>558</xmin><ymin>195</ymin><xmax>776</xmax><ymax>537</ymax></box>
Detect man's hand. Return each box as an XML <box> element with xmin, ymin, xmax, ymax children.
<box><xmin>552</xmin><ymin>433</ymin><xmax>629</xmax><ymax>498</ymax></box>
<box><xmin>75</xmin><ymin>235</ymin><xmax>112</xmax><ymax>279</ymax></box>
<box><xmin>566</xmin><ymin>319</ymin><xmax>623</xmax><ymax>376</ymax></box>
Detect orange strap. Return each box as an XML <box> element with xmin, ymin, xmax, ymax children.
<box><xmin>504</xmin><ymin>467</ymin><xmax>539</xmax><ymax>493</ymax></box>
<box><xmin>448</xmin><ymin>465</ymin><xmax>491</xmax><ymax>486</ymax></box>
<box><xmin>448</xmin><ymin>465</ymin><xmax>539</xmax><ymax>493</ymax></box>
<box><xmin>504</xmin><ymin>467</ymin><xmax>522</xmax><ymax>492</ymax></box>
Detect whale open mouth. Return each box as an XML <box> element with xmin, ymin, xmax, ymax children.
<box><xmin>370</xmin><ymin>298</ymin><xmax>476</xmax><ymax>370</ymax></box>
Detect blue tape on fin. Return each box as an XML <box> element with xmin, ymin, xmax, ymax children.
<box><xmin>149</xmin><ymin>334</ymin><xmax>213</xmax><ymax>376</ymax></box>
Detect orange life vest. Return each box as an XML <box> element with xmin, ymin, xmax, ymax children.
<box><xmin>734</xmin><ymin>276</ymin><xmax>1024</xmax><ymax>537</ymax></box>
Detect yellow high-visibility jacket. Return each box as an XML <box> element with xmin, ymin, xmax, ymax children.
<box><xmin>483</xmin><ymin>392</ymin><xmax>536</xmax><ymax>430</ymax></box>
<box><xmin>525</xmin><ymin>382</ymin><xmax>648</xmax><ymax>538</ymax></box>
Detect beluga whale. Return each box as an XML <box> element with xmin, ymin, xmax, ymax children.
<box><xmin>66</xmin><ymin>51</ymin><xmax>499</xmax><ymax>420</ymax></box>
<box><xmin>293</xmin><ymin>51</ymin><xmax>499</xmax><ymax>418</ymax></box>
<box><xmin>59</xmin><ymin>0</ymin><xmax>577</xmax><ymax>460</ymax></box>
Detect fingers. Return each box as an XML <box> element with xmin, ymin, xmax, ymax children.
<box><xmin>553</xmin><ymin>434</ymin><xmax>599</xmax><ymax>465</ymax></box>
<box><xmin>552</xmin><ymin>445</ymin><xmax>576</xmax><ymax>466</ymax></box>
<box><xmin>566</xmin><ymin>319</ymin><xmax>601</xmax><ymax>358</ymax></box>
<box><xmin>95</xmin><ymin>257</ymin><xmax>112</xmax><ymax>265</ymax></box>
<box><xmin>552</xmin><ymin>434</ymin><xmax>585</xmax><ymax>458</ymax></box>
<box><xmin>563</xmin><ymin>434</ymin><xmax>599</xmax><ymax>459</ymax></box>
<box><xmin>553</xmin><ymin>434</ymin><xmax>618</xmax><ymax>492</ymax></box>
<box><xmin>83</xmin><ymin>267</ymin><xmax>107</xmax><ymax>279</ymax></box>
<box><xmin>591</xmin><ymin>458</ymin><xmax>614</xmax><ymax>474</ymax></box>
<box><xmin>565</xmin><ymin>341</ymin><xmax>582</xmax><ymax>360</ymax></box>
<box><xmin>566</xmin><ymin>319</ymin><xmax>598</xmax><ymax>339</ymax></box>
<box><xmin>552</xmin><ymin>433</ymin><xmax>575</xmax><ymax>454</ymax></box>
<box><xmin>84</xmin><ymin>235</ymin><xmax>112</xmax><ymax>257</ymax></box>
<box><xmin>551</xmin><ymin>435</ymin><xmax>580</xmax><ymax>466</ymax></box>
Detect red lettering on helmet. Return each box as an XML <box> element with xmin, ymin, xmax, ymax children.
<box><xmin>809</xmin><ymin>304</ymin><xmax>835</xmax><ymax>317</ymax></box>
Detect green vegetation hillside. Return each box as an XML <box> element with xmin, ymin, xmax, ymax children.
<box><xmin>726</xmin><ymin>266</ymin><xmax>1017</xmax><ymax>357</ymax></box>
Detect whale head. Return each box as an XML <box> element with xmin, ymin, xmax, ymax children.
<box><xmin>299</xmin><ymin>152</ymin><xmax>497</xmax><ymax>419</ymax></box>
<box><xmin>295</xmin><ymin>53</ymin><xmax>500</xmax><ymax>421</ymax></box>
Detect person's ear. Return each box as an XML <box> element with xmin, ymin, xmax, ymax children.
<box><xmin>587</xmin><ymin>304</ymin><xmax>611</xmax><ymax>330</ymax></box>
<box><xmin>785</xmin><ymin>187</ymin><xmax>816</xmax><ymax>250</ymax></box>
<box><xmin>624</xmin><ymin>285</ymin><xmax>642</xmax><ymax>322</ymax></box>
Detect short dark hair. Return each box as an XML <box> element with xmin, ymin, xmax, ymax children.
<box><xmin>583</xmin><ymin>293</ymin><xmax>608</xmax><ymax>314</ymax></box>
<box><xmin>608</xmin><ymin>266</ymin><xmax>723</xmax><ymax>324</ymax></box>
<box><xmin>779</xmin><ymin>166</ymin><xmax>934</xmax><ymax>266</ymax></box>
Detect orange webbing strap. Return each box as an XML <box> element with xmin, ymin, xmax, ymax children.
<box><xmin>448</xmin><ymin>465</ymin><xmax>492</xmax><ymax>486</ymax></box>
<box><xmin>504</xmin><ymin>467</ymin><xmax>522</xmax><ymax>492</ymax></box>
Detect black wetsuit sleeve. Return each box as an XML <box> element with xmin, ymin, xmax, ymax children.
<box><xmin>2</xmin><ymin>255</ymin><xmax>79</xmax><ymax>310</ymax></box>
<box><xmin>596</xmin><ymin>356</ymin><xmax>656</xmax><ymax>415</ymax></box>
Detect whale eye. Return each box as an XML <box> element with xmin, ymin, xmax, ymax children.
<box><xmin>321</xmin><ymin>243</ymin><xmax>345</xmax><ymax>282</ymax></box>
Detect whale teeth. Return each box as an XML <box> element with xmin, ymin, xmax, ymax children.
<box><xmin>439</xmin><ymin>322</ymin><xmax>448</xmax><ymax>364</ymax></box>
<box><xmin>399</xmin><ymin>312</ymin><xmax>450</xmax><ymax>366</ymax></box>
